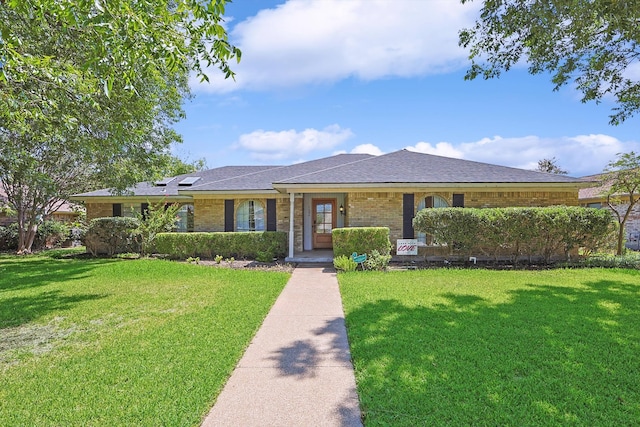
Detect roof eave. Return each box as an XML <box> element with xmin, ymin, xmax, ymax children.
<box><xmin>272</xmin><ymin>181</ymin><xmax>590</xmax><ymax>193</ymax></box>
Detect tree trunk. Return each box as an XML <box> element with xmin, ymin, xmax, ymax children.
<box><xmin>616</xmin><ymin>225</ymin><xmax>625</xmax><ymax>256</ymax></box>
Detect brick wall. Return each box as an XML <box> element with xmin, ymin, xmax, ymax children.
<box><xmin>193</xmin><ymin>198</ymin><xmax>225</xmax><ymax>232</ymax></box>
<box><xmin>86</xmin><ymin>203</ymin><xmax>114</xmax><ymax>221</ymax></box>
<box><xmin>276</xmin><ymin>196</ymin><xmax>303</xmax><ymax>252</ymax></box>
<box><xmin>347</xmin><ymin>192</ymin><xmax>404</xmax><ymax>243</ymax></box>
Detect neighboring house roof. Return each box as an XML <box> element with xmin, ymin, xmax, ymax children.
<box><xmin>0</xmin><ymin>182</ymin><xmax>81</xmax><ymax>214</ymax></box>
<box><xmin>578</xmin><ymin>173</ymin><xmax>609</xmax><ymax>201</ymax></box>
<box><xmin>73</xmin><ymin>150</ymin><xmax>589</xmax><ymax>200</ymax></box>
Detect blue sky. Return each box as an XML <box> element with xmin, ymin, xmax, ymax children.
<box><xmin>173</xmin><ymin>0</ymin><xmax>640</xmax><ymax>177</ymax></box>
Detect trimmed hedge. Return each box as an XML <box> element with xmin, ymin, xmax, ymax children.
<box><xmin>152</xmin><ymin>231</ymin><xmax>287</xmax><ymax>260</ymax></box>
<box><xmin>332</xmin><ymin>227</ymin><xmax>392</xmax><ymax>259</ymax></box>
<box><xmin>83</xmin><ymin>217</ymin><xmax>140</xmax><ymax>256</ymax></box>
<box><xmin>413</xmin><ymin>206</ymin><xmax>616</xmax><ymax>262</ymax></box>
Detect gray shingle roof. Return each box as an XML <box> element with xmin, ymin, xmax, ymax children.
<box><xmin>275</xmin><ymin>150</ymin><xmax>586</xmax><ymax>185</ymax></box>
<box><xmin>187</xmin><ymin>154</ymin><xmax>373</xmax><ymax>191</ymax></box>
<box><xmin>74</xmin><ymin>150</ymin><xmax>588</xmax><ymax>199</ymax></box>
<box><xmin>73</xmin><ymin>165</ymin><xmax>278</xmax><ymax>197</ymax></box>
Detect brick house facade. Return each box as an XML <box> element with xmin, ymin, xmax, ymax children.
<box><xmin>74</xmin><ymin>150</ymin><xmax>589</xmax><ymax>259</ymax></box>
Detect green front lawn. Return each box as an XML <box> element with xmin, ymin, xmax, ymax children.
<box><xmin>0</xmin><ymin>250</ymin><xmax>289</xmax><ymax>426</ymax></box>
<box><xmin>339</xmin><ymin>268</ymin><xmax>640</xmax><ymax>426</ymax></box>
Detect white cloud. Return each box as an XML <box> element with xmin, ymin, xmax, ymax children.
<box><xmin>193</xmin><ymin>0</ymin><xmax>480</xmax><ymax>93</ymax></box>
<box><xmin>350</xmin><ymin>144</ymin><xmax>384</xmax><ymax>156</ymax></box>
<box><xmin>452</xmin><ymin>134</ymin><xmax>640</xmax><ymax>177</ymax></box>
<box><xmin>406</xmin><ymin>142</ymin><xmax>464</xmax><ymax>159</ymax></box>
<box><xmin>235</xmin><ymin>124</ymin><xmax>353</xmax><ymax>161</ymax></box>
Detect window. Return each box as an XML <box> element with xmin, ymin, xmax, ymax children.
<box><xmin>236</xmin><ymin>200</ymin><xmax>265</xmax><ymax>232</ymax></box>
<box><xmin>417</xmin><ymin>195</ymin><xmax>449</xmax><ymax>246</ymax></box>
<box><xmin>121</xmin><ymin>203</ymin><xmax>142</xmax><ymax>218</ymax></box>
<box><xmin>175</xmin><ymin>204</ymin><xmax>194</xmax><ymax>232</ymax></box>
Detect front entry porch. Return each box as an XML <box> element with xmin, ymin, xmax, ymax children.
<box><xmin>285</xmin><ymin>249</ymin><xmax>334</xmax><ymax>263</ymax></box>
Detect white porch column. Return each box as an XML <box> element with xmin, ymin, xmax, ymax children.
<box><xmin>288</xmin><ymin>192</ymin><xmax>295</xmax><ymax>259</ymax></box>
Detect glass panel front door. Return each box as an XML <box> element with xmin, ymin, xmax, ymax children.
<box><xmin>312</xmin><ymin>199</ymin><xmax>335</xmax><ymax>249</ymax></box>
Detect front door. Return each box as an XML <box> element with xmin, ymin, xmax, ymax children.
<box><xmin>312</xmin><ymin>199</ymin><xmax>336</xmax><ymax>249</ymax></box>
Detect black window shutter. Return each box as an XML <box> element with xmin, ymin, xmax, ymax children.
<box><xmin>112</xmin><ymin>203</ymin><xmax>122</xmax><ymax>217</ymax></box>
<box><xmin>266</xmin><ymin>199</ymin><xmax>277</xmax><ymax>231</ymax></box>
<box><xmin>402</xmin><ymin>193</ymin><xmax>415</xmax><ymax>239</ymax></box>
<box><xmin>453</xmin><ymin>193</ymin><xmax>465</xmax><ymax>207</ymax></box>
<box><xmin>224</xmin><ymin>199</ymin><xmax>234</xmax><ymax>232</ymax></box>
<box><xmin>141</xmin><ymin>203</ymin><xmax>149</xmax><ymax>220</ymax></box>
<box><xmin>425</xmin><ymin>196</ymin><xmax>434</xmax><ymax>208</ymax></box>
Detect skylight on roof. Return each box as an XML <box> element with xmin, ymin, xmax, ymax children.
<box><xmin>155</xmin><ymin>177</ymin><xmax>176</xmax><ymax>186</ymax></box>
<box><xmin>178</xmin><ymin>176</ymin><xmax>201</xmax><ymax>186</ymax></box>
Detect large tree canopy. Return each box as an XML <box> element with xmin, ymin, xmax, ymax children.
<box><xmin>459</xmin><ymin>0</ymin><xmax>640</xmax><ymax>125</ymax></box>
<box><xmin>0</xmin><ymin>1</ymin><xmax>239</xmax><ymax>252</ymax></box>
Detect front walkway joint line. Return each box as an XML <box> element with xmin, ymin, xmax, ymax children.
<box><xmin>201</xmin><ymin>264</ymin><xmax>363</xmax><ymax>427</ymax></box>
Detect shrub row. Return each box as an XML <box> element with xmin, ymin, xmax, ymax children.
<box><xmin>413</xmin><ymin>206</ymin><xmax>615</xmax><ymax>262</ymax></box>
<box><xmin>332</xmin><ymin>227</ymin><xmax>392</xmax><ymax>258</ymax></box>
<box><xmin>152</xmin><ymin>231</ymin><xmax>287</xmax><ymax>260</ymax></box>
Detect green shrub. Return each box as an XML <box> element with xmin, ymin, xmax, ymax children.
<box><xmin>364</xmin><ymin>249</ymin><xmax>392</xmax><ymax>271</ymax></box>
<box><xmin>152</xmin><ymin>231</ymin><xmax>287</xmax><ymax>260</ymax></box>
<box><xmin>333</xmin><ymin>255</ymin><xmax>357</xmax><ymax>272</ymax></box>
<box><xmin>578</xmin><ymin>252</ymin><xmax>640</xmax><ymax>269</ymax></box>
<box><xmin>34</xmin><ymin>220</ymin><xmax>70</xmax><ymax>249</ymax></box>
<box><xmin>0</xmin><ymin>224</ymin><xmax>18</xmax><ymax>251</ymax></box>
<box><xmin>1</xmin><ymin>220</ymin><xmax>72</xmax><ymax>251</ymax></box>
<box><xmin>83</xmin><ymin>217</ymin><xmax>140</xmax><ymax>256</ymax></box>
<box><xmin>332</xmin><ymin>227</ymin><xmax>392</xmax><ymax>258</ymax></box>
<box><xmin>413</xmin><ymin>206</ymin><xmax>615</xmax><ymax>262</ymax></box>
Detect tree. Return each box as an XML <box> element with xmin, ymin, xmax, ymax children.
<box><xmin>602</xmin><ymin>152</ymin><xmax>640</xmax><ymax>255</ymax></box>
<box><xmin>157</xmin><ymin>155</ymin><xmax>209</xmax><ymax>177</ymax></box>
<box><xmin>0</xmin><ymin>1</ymin><xmax>238</xmax><ymax>253</ymax></box>
<box><xmin>459</xmin><ymin>0</ymin><xmax>640</xmax><ymax>125</ymax></box>
<box><xmin>134</xmin><ymin>201</ymin><xmax>181</xmax><ymax>256</ymax></box>
<box><xmin>536</xmin><ymin>158</ymin><xmax>568</xmax><ymax>175</ymax></box>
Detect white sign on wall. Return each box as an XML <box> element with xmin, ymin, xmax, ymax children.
<box><xmin>396</xmin><ymin>239</ymin><xmax>418</xmax><ymax>255</ymax></box>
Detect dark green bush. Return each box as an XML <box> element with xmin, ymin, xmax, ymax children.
<box><xmin>34</xmin><ymin>220</ymin><xmax>70</xmax><ymax>249</ymax></box>
<box><xmin>83</xmin><ymin>217</ymin><xmax>140</xmax><ymax>256</ymax></box>
<box><xmin>0</xmin><ymin>224</ymin><xmax>18</xmax><ymax>251</ymax></box>
<box><xmin>332</xmin><ymin>227</ymin><xmax>392</xmax><ymax>259</ymax></box>
<box><xmin>152</xmin><ymin>231</ymin><xmax>287</xmax><ymax>260</ymax></box>
<box><xmin>413</xmin><ymin>206</ymin><xmax>615</xmax><ymax>262</ymax></box>
<box><xmin>1</xmin><ymin>220</ymin><xmax>71</xmax><ymax>251</ymax></box>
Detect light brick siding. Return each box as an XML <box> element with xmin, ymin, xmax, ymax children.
<box><xmin>609</xmin><ymin>203</ymin><xmax>640</xmax><ymax>242</ymax></box>
<box><xmin>276</xmin><ymin>196</ymin><xmax>303</xmax><ymax>252</ymax></box>
<box><xmin>193</xmin><ymin>198</ymin><xmax>225</xmax><ymax>232</ymax></box>
<box><xmin>347</xmin><ymin>192</ymin><xmax>404</xmax><ymax>243</ymax></box>
<box><xmin>462</xmin><ymin>191</ymin><xmax>577</xmax><ymax>208</ymax></box>
<box><xmin>86</xmin><ymin>203</ymin><xmax>114</xmax><ymax>221</ymax></box>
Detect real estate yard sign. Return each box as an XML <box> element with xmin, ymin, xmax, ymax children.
<box><xmin>397</xmin><ymin>239</ymin><xmax>418</xmax><ymax>255</ymax></box>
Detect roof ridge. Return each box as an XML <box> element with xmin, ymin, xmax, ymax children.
<box><xmin>186</xmin><ymin>165</ymin><xmax>283</xmax><ymax>190</ymax></box>
<box><xmin>273</xmin><ymin>153</ymin><xmax>376</xmax><ymax>183</ymax></box>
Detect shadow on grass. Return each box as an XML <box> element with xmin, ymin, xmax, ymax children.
<box><xmin>0</xmin><ymin>257</ymin><xmax>110</xmax><ymax>293</ymax></box>
<box><xmin>345</xmin><ymin>280</ymin><xmax>640</xmax><ymax>426</ymax></box>
<box><xmin>0</xmin><ymin>255</ymin><xmax>111</xmax><ymax>328</ymax></box>
<box><xmin>1</xmin><ymin>290</ymin><xmax>107</xmax><ymax>328</ymax></box>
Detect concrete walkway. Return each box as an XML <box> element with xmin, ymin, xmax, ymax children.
<box><xmin>201</xmin><ymin>264</ymin><xmax>363</xmax><ymax>427</ymax></box>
